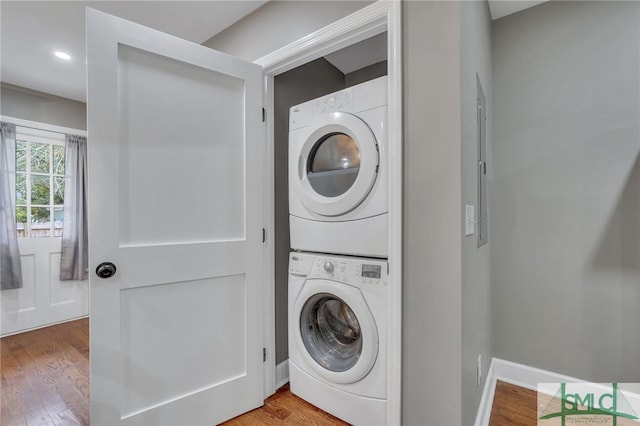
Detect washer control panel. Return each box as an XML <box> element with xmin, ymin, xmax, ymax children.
<box><xmin>323</xmin><ymin>261</ymin><xmax>335</xmax><ymax>273</ymax></box>
<box><xmin>289</xmin><ymin>252</ymin><xmax>387</xmax><ymax>286</ymax></box>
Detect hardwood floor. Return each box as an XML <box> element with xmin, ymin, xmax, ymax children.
<box><xmin>489</xmin><ymin>380</ymin><xmax>537</xmax><ymax>426</ymax></box>
<box><xmin>1</xmin><ymin>318</ymin><xmax>90</xmax><ymax>426</ymax></box>
<box><xmin>222</xmin><ymin>384</ymin><xmax>350</xmax><ymax>426</ymax></box>
<box><xmin>1</xmin><ymin>320</ymin><xmax>539</xmax><ymax>426</ymax></box>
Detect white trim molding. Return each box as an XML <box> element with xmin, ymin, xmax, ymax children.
<box><xmin>255</xmin><ymin>1</ymin><xmax>391</xmax><ymax>72</ymax></box>
<box><xmin>475</xmin><ymin>357</ymin><xmax>498</xmax><ymax>426</ymax></box>
<box><xmin>276</xmin><ymin>360</ymin><xmax>289</xmax><ymax>390</ymax></box>
<box><xmin>0</xmin><ymin>115</ymin><xmax>87</xmax><ymax>137</ymax></box>
<box><xmin>385</xmin><ymin>2</ymin><xmax>403</xmax><ymax>425</ymax></box>
<box><xmin>475</xmin><ymin>358</ymin><xmax>640</xmax><ymax>426</ymax></box>
<box><xmin>1</xmin><ymin>315</ymin><xmax>88</xmax><ymax>338</ymax></box>
<box><xmin>475</xmin><ymin>358</ymin><xmax>586</xmax><ymax>426</ymax></box>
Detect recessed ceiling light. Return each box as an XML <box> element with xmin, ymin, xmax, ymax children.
<box><xmin>54</xmin><ymin>51</ymin><xmax>71</xmax><ymax>60</ymax></box>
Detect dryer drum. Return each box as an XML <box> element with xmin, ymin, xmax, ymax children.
<box><xmin>300</xmin><ymin>293</ymin><xmax>363</xmax><ymax>372</ymax></box>
<box><xmin>307</xmin><ymin>132</ymin><xmax>361</xmax><ymax>198</ymax></box>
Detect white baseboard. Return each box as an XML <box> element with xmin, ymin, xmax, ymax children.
<box><xmin>276</xmin><ymin>360</ymin><xmax>289</xmax><ymax>390</ymax></box>
<box><xmin>474</xmin><ymin>358</ymin><xmax>584</xmax><ymax>426</ymax></box>
<box><xmin>1</xmin><ymin>315</ymin><xmax>89</xmax><ymax>338</ymax></box>
<box><xmin>475</xmin><ymin>357</ymin><xmax>498</xmax><ymax>426</ymax></box>
<box><xmin>475</xmin><ymin>358</ymin><xmax>640</xmax><ymax>426</ymax></box>
<box><xmin>491</xmin><ymin>358</ymin><xmax>585</xmax><ymax>391</ymax></box>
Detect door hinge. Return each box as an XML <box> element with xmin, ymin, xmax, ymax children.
<box><xmin>263</xmin><ymin>347</ymin><xmax>267</xmax><ymax>362</ymax></box>
<box><xmin>262</xmin><ymin>228</ymin><xmax>266</xmax><ymax>243</ymax></box>
<box><xmin>262</xmin><ymin>107</ymin><xmax>266</xmax><ymax>122</ymax></box>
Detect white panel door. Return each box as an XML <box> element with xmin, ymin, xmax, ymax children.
<box><xmin>86</xmin><ymin>9</ymin><xmax>264</xmax><ymax>425</ymax></box>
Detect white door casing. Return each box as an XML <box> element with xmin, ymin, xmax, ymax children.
<box><xmin>87</xmin><ymin>8</ymin><xmax>264</xmax><ymax>425</ymax></box>
<box><xmin>255</xmin><ymin>1</ymin><xmax>402</xmax><ymax>423</ymax></box>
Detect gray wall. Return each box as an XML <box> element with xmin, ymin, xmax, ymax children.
<box><xmin>403</xmin><ymin>2</ymin><xmax>463</xmax><ymax>424</ymax></box>
<box><xmin>460</xmin><ymin>1</ymin><xmax>493</xmax><ymax>424</ymax></box>
<box><xmin>203</xmin><ymin>0</ymin><xmax>372</xmax><ymax>61</ymax></box>
<box><xmin>492</xmin><ymin>1</ymin><xmax>640</xmax><ymax>382</ymax></box>
<box><xmin>1</xmin><ymin>83</ymin><xmax>86</xmax><ymax>130</ymax></box>
<box><xmin>273</xmin><ymin>58</ymin><xmax>345</xmax><ymax>364</ymax></box>
<box><xmin>345</xmin><ymin>60</ymin><xmax>387</xmax><ymax>88</ymax></box>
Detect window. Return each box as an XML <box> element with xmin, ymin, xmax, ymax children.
<box><xmin>15</xmin><ymin>127</ymin><xmax>65</xmax><ymax>238</ymax></box>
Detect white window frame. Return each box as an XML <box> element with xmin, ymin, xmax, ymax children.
<box><xmin>15</xmin><ymin>127</ymin><xmax>66</xmax><ymax>238</ymax></box>
<box><xmin>1</xmin><ymin>115</ymin><xmax>87</xmax><ymax>239</ymax></box>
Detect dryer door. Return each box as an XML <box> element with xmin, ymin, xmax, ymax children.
<box><xmin>296</xmin><ymin>112</ymin><xmax>379</xmax><ymax>217</ymax></box>
<box><xmin>293</xmin><ymin>279</ymin><xmax>378</xmax><ymax>384</ymax></box>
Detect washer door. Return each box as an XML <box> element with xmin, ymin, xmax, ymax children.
<box><xmin>297</xmin><ymin>112</ymin><xmax>379</xmax><ymax>217</ymax></box>
<box><xmin>293</xmin><ymin>279</ymin><xmax>378</xmax><ymax>384</ymax></box>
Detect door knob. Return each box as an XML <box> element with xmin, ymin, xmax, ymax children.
<box><xmin>96</xmin><ymin>262</ymin><xmax>117</xmax><ymax>279</ymax></box>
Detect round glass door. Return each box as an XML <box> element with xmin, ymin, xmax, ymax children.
<box><xmin>295</xmin><ymin>112</ymin><xmax>379</xmax><ymax>217</ymax></box>
<box><xmin>307</xmin><ymin>133</ymin><xmax>361</xmax><ymax>198</ymax></box>
<box><xmin>299</xmin><ymin>293</ymin><xmax>362</xmax><ymax>372</ymax></box>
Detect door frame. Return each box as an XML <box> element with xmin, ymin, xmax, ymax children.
<box><xmin>255</xmin><ymin>1</ymin><xmax>402</xmax><ymax>424</ymax></box>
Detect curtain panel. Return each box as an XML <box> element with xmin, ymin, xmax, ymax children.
<box><xmin>0</xmin><ymin>122</ymin><xmax>23</xmax><ymax>289</ymax></box>
<box><xmin>60</xmin><ymin>135</ymin><xmax>88</xmax><ymax>281</ymax></box>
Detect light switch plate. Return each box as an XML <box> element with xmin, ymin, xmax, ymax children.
<box><xmin>465</xmin><ymin>205</ymin><xmax>475</xmax><ymax>236</ymax></box>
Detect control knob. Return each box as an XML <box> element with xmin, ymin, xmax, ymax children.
<box><xmin>323</xmin><ymin>261</ymin><xmax>334</xmax><ymax>273</ymax></box>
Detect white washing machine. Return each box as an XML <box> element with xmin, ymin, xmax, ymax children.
<box><xmin>289</xmin><ymin>76</ymin><xmax>388</xmax><ymax>258</ymax></box>
<box><xmin>288</xmin><ymin>251</ymin><xmax>387</xmax><ymax>426</ymax></box>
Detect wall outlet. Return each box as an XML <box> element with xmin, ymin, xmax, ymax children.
<box><xmin>476</xmin><ymin>354</ymin><xmax>482</xmax><ymax>386</ymax></box>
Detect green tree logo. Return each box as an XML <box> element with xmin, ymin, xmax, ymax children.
<box><xmin>540</xmin><ymin>383</ymin><xmax>639</xmax><ymax>426</ymax></box>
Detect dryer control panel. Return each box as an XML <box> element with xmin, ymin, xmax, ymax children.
<box><xmin>312</xmin><ymin>90</ymin><xmax>351</xmax><ymax>115</ymax></box>
<box><xmin>289</xmin><ymin>252</ymin><xmax>388</xmax><ymax>287</ymax></box>
<box><xmin>288</xmin><ymin>89</ymin><xmax>353</xmax><ymax>131</ymax></box>
<box><xmin>289</xmin><ymin>76</ymin><xmax>387</xmax><ymax>131</ymax></box>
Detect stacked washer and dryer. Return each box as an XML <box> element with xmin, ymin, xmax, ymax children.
<box><xmin>288</xmin><ymin>76</ymin><xmax>389</xmax><ymax>425</ymax></box>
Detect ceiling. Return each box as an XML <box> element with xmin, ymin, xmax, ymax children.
<box><xmin>488</xmin><ymin>0</ymin><xmax>548</xmax><ymax>20</ymax></box>
<box><xmin>0</xmin><ymin>1</ymin><xmax>267</xmax><ymax>102</ymax></box>
<box><xmin>1</xmin><ymin>1</ymin><xmax>547</xmax><ymax>104</ymax></box>
<box><xmin>324</xmin><ymin>32</ymin><xmax>387</xmax><ymax>75</ymax></box>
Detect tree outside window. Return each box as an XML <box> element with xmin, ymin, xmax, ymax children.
<box><xmin>15</xmin><ymin>128</ymin><xmax>65</xmax><ymax>238</ymax></box>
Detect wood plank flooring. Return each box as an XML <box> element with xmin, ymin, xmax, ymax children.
<box><xmin>1</xmin><ymin>320</ymin><xmax>540</xmax><ymax>426</ymax></box>
<box><xmin>222</xmin><ymin>384</ymin><xmax>349</xmax><ymax>426</ymax></box>
<box><xmin>489</xmin><ymin>380</ymin><xmax>537</xmax><ymax>426</ymax></box>
<box><xmin>1</xmin><ymin>318</ymin><xmax>90</xmax><ymax>426</ymax></box>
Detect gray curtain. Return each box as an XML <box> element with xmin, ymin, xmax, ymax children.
<box><xmin>0</xmin><ymin>122</ymin><xmax>23</xmax><ymax>289</ymax></box>
<box><xmin>60</xmin><ymin>135</ymin><xmax>88</xmax><ymax>281</ymax></box>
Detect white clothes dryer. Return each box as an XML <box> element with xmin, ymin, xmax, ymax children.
<box><xmin>288</xmin><ymin>251</ymin><xmax>387</xmax><ymax>426</ymax></box>
<box><xmin>289</xmin><ymin>76</ymin><xmax>388</xmax><ymax>258</ymax></box>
